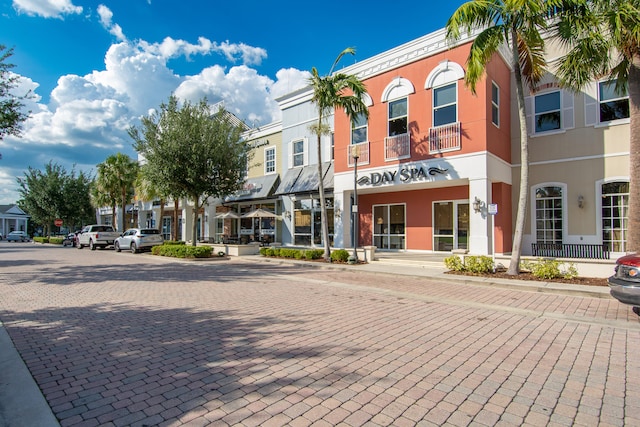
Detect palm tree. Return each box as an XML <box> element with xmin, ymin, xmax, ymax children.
<box><xmin>309</xmin><ymin>48</ymin><xmax>369</xmax><ymax>262</ymax></box>
<box><xmin>94</xmin><ymin>153</ymin><xmax>139</xmax><ymax>232</ymax></box>
<box><xmin>446</xmin><ymin>0</ymin><xmax>563</xmax><ymax>274</ymax></box>
<box><xmin>135</xmin><ymin>166</ymin><xmax>166</xmax><ymax>230</ymax></box>
<box><xmin>553</xmin><ymin>0</ymin><xmax>640</xmax><ymax>252</ymax></box>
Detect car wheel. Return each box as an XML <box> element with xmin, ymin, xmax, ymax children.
<box><xmin>115</xmin><ymin>241</ymin><xmax>121</xmax><ymax>252</ymax></box>
<box><xmin>90</xmin><ymin>240</ymin><xmax>96</xmax><ymax>251</ymax></box>
<box><xmin>130</xmin><ymin>242</ymin><xmax>137</xmax><ymax>254</ymax></box>
<box><xmin>633</xmin><ymin>306</ymin><xmax>640</xmax><ymax>316</ymax></box>
<box><xmin>76</xmin><ymin>240</ymin><xmax>82</xmax><ymax>249</ymax></box>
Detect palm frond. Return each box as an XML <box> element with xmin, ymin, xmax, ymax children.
<box><xmin>466</xmin><ymin>25</ymin><xmax>505</xmax><ymax>93</ymax></box>
<box><xmin>446</xmin><ymin>0</ymin><xmax>503</xmax><ymax>41</ymax></box>
<box><xmin>516</xmin><ymin>26</ymin><xmax>547</xmax><ymax>90</ymax></box>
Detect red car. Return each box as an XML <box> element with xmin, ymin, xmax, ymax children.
<box><xmin>608</xmin><ymin>254</ymin><xmax>640</xmax><ymax>316</ymax></box>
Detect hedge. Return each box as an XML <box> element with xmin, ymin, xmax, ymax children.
<box><xmin>33</xmin><ymin>237</ymin><xmax>49</xmax><ymax>244</ymax></box>
<box><xmin>258</xmin><ymin>247</ymin><xmax>328</xmax><ymax>261</ymax></box>
<box><xmin>152</xmin><ymin>245</ymin><xmax>212</xmax><ymax>258</ymax></box>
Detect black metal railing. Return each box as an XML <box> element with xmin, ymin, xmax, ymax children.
<box><xmin>531</xmin><ymin>243</ymin><xmax>610</xmax><ymax>260</ymax></box>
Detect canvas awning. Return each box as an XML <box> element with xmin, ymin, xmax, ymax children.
<box><xmin>225</xmin><ymin>174</ymin><xmax>280</xmax><ymax>202</ymax></box>
<box><xmin>274</xmin><ymin>162</ymin><xmax>333</xmax><ymax>196</ymax></box>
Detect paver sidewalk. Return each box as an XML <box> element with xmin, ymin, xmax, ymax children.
<box><xmin>0</xmin><ymin>245</ymin><xmax>638</xmax><ymax>426</ymax></box>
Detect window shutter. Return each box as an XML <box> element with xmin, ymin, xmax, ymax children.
<box><xmin>524</xmin><ymin>95</ymin><xmax>534</xmax><ymax>136</ymax></box>
<box><xmin>288</xmin><ymin>140</ymin><xmax>293</xmax><ymax>169</ymax></box>
<box><xmin>562</xmin><ymin>90</ymin><xmax>574</xmax><ymax>130</ymax></box>
<box><xmin>584</xmin><ymin>82</ymin><xmax>598</xmax><ymax>127</ymax></box>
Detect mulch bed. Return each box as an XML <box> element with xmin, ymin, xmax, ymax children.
<box><xmin>446</xmin><ymin>269</ymin><xmax>609</xmax><ymax>287</ymax></box>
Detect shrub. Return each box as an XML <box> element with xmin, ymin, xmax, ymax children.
<box><xmin>331</xmin><ymin>249</ymin><xmax>350</xmax><ymax>263</ymax></box>
<box><xmin>279</xmin><ymin>248</ymin><xmax>298</xmax><ymax>259</ymax></box>
<box><xmin>33</xmin><ymin>237</ymin><xmax>49</xmax><ymax>244</ymax></box>
<box><xmin>259</xmin><ymin>247</ymin><xmax>268</xmax><ymax>256</ymax></box>
<box><xmin>465</xmin><ymin>255</ymin><xmax>494</xmax><ymax>273</ymax></box>
<box><xmin>304</xmin><ymin>249</ymin><xmax>323</xmax><ymax>260</ymax></box>
<box><xmin>524</xmin><ymin>258</ymin><xmax>578</xmax><ymax>280</ymax></box>
<box><xmin>443</xmin><ymin>255</ymin><xmax>493</xmax><ymax>273</ymax></box>
<box><xmin>48</xmin><ymin>237</ymin><xmax>64</xmax><ymax>245</ymax></box>
<box><xmin>294</xmin><ymin>250</ymin><xmax>304</xmax><ymax>260</ymax></box>
<box><xmin>152</xmin><ymin>245</ymin><xmax>212</xmax><ymax>258</ymax></box>
<box><xmin>444</xmin><ymin>255</ymin><xmax>465</xmax><ymax>272</ymax></box>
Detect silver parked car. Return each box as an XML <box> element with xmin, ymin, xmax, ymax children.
<box><xmin>6</xmin><ymin>231</ymin><xmax>30</xmax><ymax>242</ymax></box>
<box><xmin>608</xmin><ymin>254</ymin><xmax>640</xmax><ymax>316</ymax></box>
<box><xmin>114</xmin><ymin>228</ymin><xmax>163</xmax><ymax>253</ymax></box>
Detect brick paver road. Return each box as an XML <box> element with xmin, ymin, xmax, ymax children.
<box><xmin>0</xmin><ymin>243</ymin><xmax>639</xmax><ymax>427</ymax></box>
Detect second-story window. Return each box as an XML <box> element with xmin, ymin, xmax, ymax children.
<box><xmin>351</xmin><ymin>112</ymin><xmax>368</xmax><ymax>144</ymax></box>
<box><xmin>433</xmin><ymin>83</ymin><xmax>457</xmax><ymax>127</ymax></box>
<box><xmin>491</xmin><ymin>82</ymin><xmax>500</xmax><ymax>127</ymax></box>
<box><xmin>388</xmin><ymin>98</ymin><xmax>407</xmax><ymax>136</ymax></box>
<box><xmin>599</xmin><ymin>80</ymin><xmax>629</xmax><ymax>123</ymax></box>
<box><xmin>264</xmin><ymin>146</ymin><xmax>275</xmax><ymax>174</ymax></box>
<box><xmin>534</xmin><ymin>91</ymin><xmax>561</xmax><ymax>133</ymax></box>
<box><xmin>292</xmin><ymin>139</ymin><xmax>304</xmax><ymax>167</ymax></box>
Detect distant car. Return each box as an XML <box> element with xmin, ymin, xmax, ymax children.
<box><xmin>6</xmin><ymin>231</ymin><xmax>29</xmax><ymax>242</ymax></box>
<box><xmin>62</xmin><ymin>232</ymin><xmax>78</xmax><ymax>247</ymax></box>
<box><xmin>608</xmin><ymin>254</ymin><xmax>640</xmax><ymax>316</ymax></box>
<box><xmin>114</xmin><ymin>228</ymin><xmax>164</xmax><ymax>253</ymax></box>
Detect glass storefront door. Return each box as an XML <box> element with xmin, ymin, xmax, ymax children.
<box><xmin>373</xmin><ymin>204</ymin><xmax>406</xmax><ymax>250</ymax></box>
<box><xmin>433</xmin><ymin>201</ymin><xmax>469</xmax><ymax>251</ymax></box>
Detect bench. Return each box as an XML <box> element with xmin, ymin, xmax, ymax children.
<box><xmin>531</xmin><ymin>243</ymin><xmax>610</xmax><ymax>260</ymax></box>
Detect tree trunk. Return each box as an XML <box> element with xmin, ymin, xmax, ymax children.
<box><xmin>121</xmin><ymin>190</ymin><xmax>127</xmax><ymax>232</ymax></box>
<box><xmin>158</xmin><ymin>199</ymin><xmax>165</xmax><ymax>232</ymax></box>
<box><xmin>507</xmin><ymin>26</ymin><xmax>530</xmax><ymax>275</ymax></box>
<box><xmin>191</xmin><ymin>196</ymin><xmax>199</xmax><ymax>247</ymax></box>
<box><xmin>627</xmin><ymin>55</ymin><xmax>640</xmax><ymax>253</ymax></box>
<box><xmin>111</xmin><ymin>205</ymin><xmax>117</xmax><ymax>231</ymax></box>
<box><xmin>173</xmin><ymin>199</ymin><xmax>179</xmax><ymax>241</ymax></box>
<box><xmin>316</xmin><ymin>119</ymin><xmax>331</xmax><ymax>262</ymax></box>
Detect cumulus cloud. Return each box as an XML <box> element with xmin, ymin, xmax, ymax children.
<box><xmin>0</xmin><ymin>2</ymin><xmax>311</xmax><ymax>203</ymax></box>
<box><xmin>12</xmin><ymin>0</ymin><xmax>82</xmax><ymax>18</ymax></box>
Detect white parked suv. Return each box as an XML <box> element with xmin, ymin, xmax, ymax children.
<box><xmin>114</xmin><ymin>228</ymin><xmax>164</xmax><ymax>253</ymax></box>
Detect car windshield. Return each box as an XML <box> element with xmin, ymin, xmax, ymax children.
<box><xmin>140</xmin><ymin>229</ymin><xmax>160</xmax><ymax>234</ymax></box>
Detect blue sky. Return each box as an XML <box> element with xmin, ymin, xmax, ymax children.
<box><xmin>0</xmin><ymin>0</ymin><xmax>465</xmax><ymax>204</ymax></box>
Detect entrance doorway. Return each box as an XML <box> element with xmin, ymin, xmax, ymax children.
<box><xmin>433</xmin><ymin>201</ymin><xmax>469</xmax><ymax>251</ymax></box>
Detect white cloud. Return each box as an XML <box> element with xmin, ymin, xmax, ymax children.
<box><xmin>12</xmin><ymin>0</ymin><xmax>82</xmax><ymax>18</ymax></box>
<box><xmin>97</xmin><ymin>4</ymin><xmax>126</xmax><ymax>41</ymax></box>
<box><xmin>140</xmin><ymin>37</ymin><xmax>267</xmax><ymax>65</ymax></box>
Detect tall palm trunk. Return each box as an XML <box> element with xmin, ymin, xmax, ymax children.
<box><xmin>627</xmin><ymin>56</ymin><xmax>640</xmax><ymax>252</ymax></box>
<box><xmin>507</xmin><ymin>26</ymin><xmax>530</xmax><ymax>275</ymax></box>
<box><xmin>316</xmin><ymin>117</ymin><xmax>331</xmax><ymax>262</ymax></box>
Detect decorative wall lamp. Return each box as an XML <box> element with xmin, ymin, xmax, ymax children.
<box><xmin>578</xmin><ymin>195</ymin><xmax>585</xmax><ymax>209</ymax></box>
<box><xmin>283</xmin><ymin>210</ymin><xmax>291</xmax><ymax>219</ymax></box>
<box><xmin>334</xmin><ymin>207</ymin><xmax>341</xmax><ymax>219</ymax></box>
<box><xmin>472</xmin><ymin>196</ymin><xmax>482</xmax><ymax>213</ymax></box>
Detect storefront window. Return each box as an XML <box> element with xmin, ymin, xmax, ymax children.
<box><xmin>373</xmin><ymin>204</ymin><xmax>405</xmax><ymax>250</ymax></box>
<box><xmin>433</xmin><ymin>201</ymin><xmax>469</xmax><ymax>251</ymax></box>
<box><xmin>294</xmin><ymin>197</ymin><xmax>333</xmax><ymax>246</ymax></box>
<box><xmin>535</xmin><ymin>186</ymin><xmax>563</xmax><ymax>244</ymax></box>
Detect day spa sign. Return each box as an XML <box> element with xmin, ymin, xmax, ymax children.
<box><xmin>357</xmin><ymin>164</ymin><xmax>449</xmax><ymax>187</ymax></box>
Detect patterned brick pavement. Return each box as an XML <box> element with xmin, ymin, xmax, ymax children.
<box><xmin>0</xmin><ymin>243</ymin><xmax>639</xmax><ymax>426</ymax></box>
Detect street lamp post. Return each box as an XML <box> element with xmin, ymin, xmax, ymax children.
<box><xmin>351</xmin><ymin>145</ymin><xmax>359</xmax><ymax>261</ymax></box>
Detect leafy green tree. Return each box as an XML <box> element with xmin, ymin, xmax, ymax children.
<box><xmin>17</xmin><ymin>162</ymin><xmax>94</xmax><ymax>234</ymax></box>
<box><xmin>309</xmin><ymin>48</ymin><xmax>369</xmax><ymax>261</ymax></box>
<box><xmin>93</xmin><ymin>153</ymin><xmax>139</xmax><ymax>232</ymax></box>
<box><xmin>130</xmin><ymin>95</ymin><xmax>250</xmax><ymax>246</ymax></box>
<box><xmin>446</xmin><ymin>0</ymin><xmax>563</xmax><ymax>274</ymax></box>
<box><xmin>0</xmin><ymin>45</ymin><xmax>30</xmax><ymax>142</ymax></box>
<box><xmin>553</xmin><ymin>0</ymin><xmax>640</xmax><ymax>251</ymax></box>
